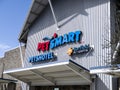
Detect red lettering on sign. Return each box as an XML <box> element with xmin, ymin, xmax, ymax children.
<box><xmin>37</xmin><ymin>41</ymin><xmax>50</xmax><ymax>52</ymax></box>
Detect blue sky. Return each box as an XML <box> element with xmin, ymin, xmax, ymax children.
<box><xmin>0</xmin><ymin>0</ymin><xmax>31</xmax><ymax>57</ymax></box>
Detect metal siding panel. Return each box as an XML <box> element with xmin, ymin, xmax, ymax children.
<box><xmin>24</xmin><ymin>0</ymin><xmax>112</xmax><ymax>90</ymax></box>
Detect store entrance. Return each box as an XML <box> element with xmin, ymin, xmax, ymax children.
<box><xmin>35</xmin><ymin>85</ymin><xmax>90</xmax><ymax>90</ymax></box>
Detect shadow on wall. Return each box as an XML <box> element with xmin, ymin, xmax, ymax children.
<box><xmin>96</xmin><ymin>74</ymin><xmax>111</xmax><ymax>90</ymax></box>
<box><xmin>29</xmin><ymin>0</ymin><xmax>109</xmax><ymax>36</ymax></box>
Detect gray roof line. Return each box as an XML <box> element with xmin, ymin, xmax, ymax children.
<box><xmin>18</xmin><ymin>0</ymin><xmax>34</xmax><ymax>42</ymax></box>
<box><xmin>18</xmin><ymin>0</ymin><xmax>48</xmax><ymax>43</ymax></box>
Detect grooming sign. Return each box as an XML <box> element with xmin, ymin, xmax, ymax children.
<box><xmin>67</xmin><ymin>44</ymin><xmax>94</xmax><ymax>56</ymax></box>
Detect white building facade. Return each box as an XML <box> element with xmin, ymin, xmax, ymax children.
<box><xmin>4</xmin><ymin>0</ymin><xmax>120</xmax><ymax>90</ymax></box>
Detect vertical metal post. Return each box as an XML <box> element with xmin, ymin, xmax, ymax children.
<box><xmin>48</xmin><ymin>0</ymin><xmax>59</xmax><ymax>30</ymax></box>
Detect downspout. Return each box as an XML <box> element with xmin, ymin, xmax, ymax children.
<box><xmin>19</xmin><ymin>42</ymin><xmax>24</xmax><ymax>67</ymax></box>
<box><xmin>1</xmin><ymin>63</ymin><xmax>5</xmax><ymax>78</ymax></box>
<box><xmin>48</xmin><ymin>0</ymin><xmax>59</xmax><ymax>30</ymax></box>
<box><xmin>112</xmin><ymin>41</ymin><xmax>120</xmax><ymax>66</ymax></box>
<box><xmin>19</xmin><ymin>43</ymin><xmax>28</xmax><ymax>90</ymax></box>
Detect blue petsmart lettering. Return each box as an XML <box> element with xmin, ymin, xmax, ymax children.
<box><xmin>49</xmin><ymin>30</ymin><xmax>82</xmax><ymax>49</ymax></box>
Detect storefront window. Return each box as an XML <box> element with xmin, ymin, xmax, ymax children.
<box><xmin>54</xmin><ymin>88</ymin><xmax>59</xmax><ymax>90</ymax></box>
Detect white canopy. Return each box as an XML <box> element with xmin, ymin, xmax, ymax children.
<box><xmin>4</xmin><ymin>60</ymin><xmax>91</xmax><ymax>86</ymax></box>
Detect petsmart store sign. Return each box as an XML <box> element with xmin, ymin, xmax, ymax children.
<box><xmin>37</xmin><ymin>31</ymin><xmax>82</xmax><ymax>52</ymax></box>
<box><xmin>29</xmin><ymin>30</ymin><xmax>82</xmax><ymax>63</ymax></box>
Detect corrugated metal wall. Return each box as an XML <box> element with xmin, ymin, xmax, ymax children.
<box><xmin>24</xmin><ymin>0</ymin><xmax>113</xmax><ymax>90</ymax></box>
